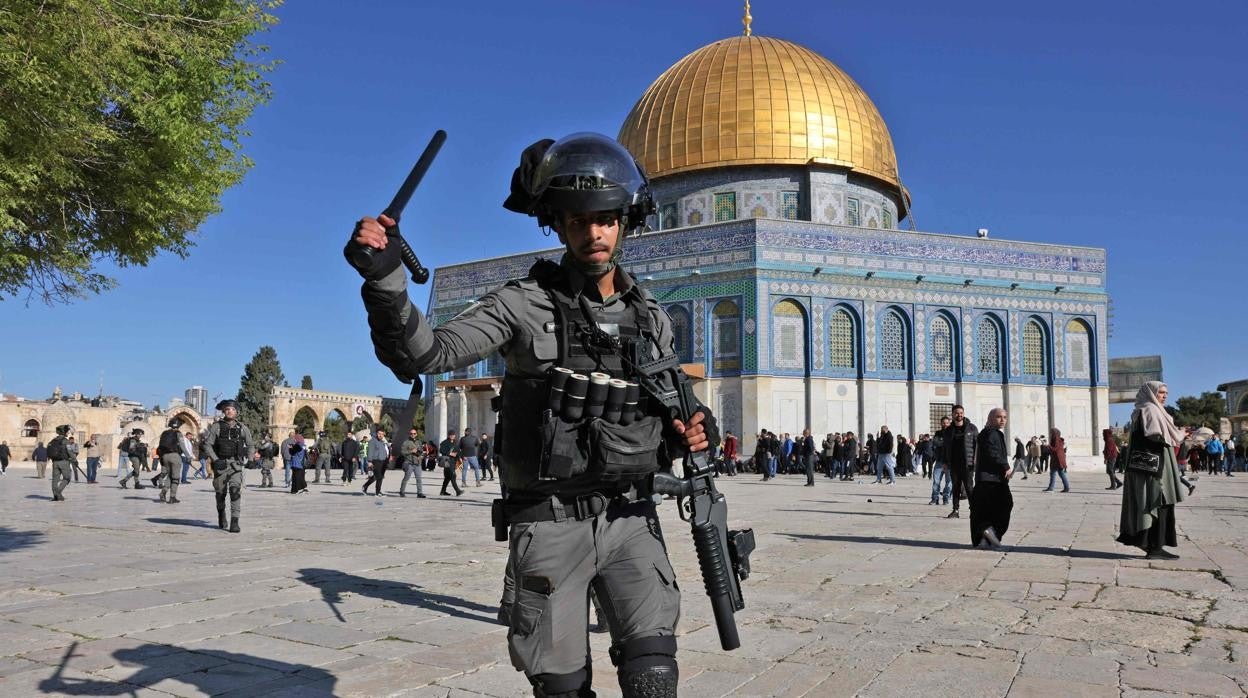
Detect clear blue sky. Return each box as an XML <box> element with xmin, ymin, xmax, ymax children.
<box><xmin>2</xmin><ymin>1</ymin><xmax>1244</xmax><ymax>424</ymax></box>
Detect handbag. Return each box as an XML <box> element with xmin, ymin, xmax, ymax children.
<box><xmin>1126</xmin><ymin>449</ymin><xmax>1161</xmax><ymax>475</ymax></box>
<box><xmin>1126</xmin><ymin>418</ymin><xmax>1162</xmax><ymax>475</ymax></box>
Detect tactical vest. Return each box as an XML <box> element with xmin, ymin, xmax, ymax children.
<box><xmin>159</xmin><ymin>429</ymin><xmax>181</xmax><ymax>456</ymax></box>
<box><xmin>496</xmin><ymin>260</ymin><xmax>661</xmax><ymax>494</ymax></box>
<box><xmin>215</xmin><ymin>422</ymin><xmax>245</xmax><ymax>459</ymax></box>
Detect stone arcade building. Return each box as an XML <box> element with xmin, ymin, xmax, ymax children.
<box><xmin>422</xmin><ymin>32</ymin><xmax>1110</xmax><ymax>456</ymax></box>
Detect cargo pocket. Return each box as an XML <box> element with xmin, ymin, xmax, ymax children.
<box><xmin>540</xmin><ymin>415</ymin><xmax>589</xmax><ymax>480</ymax></box>
<box><xmin>652</xmin><ymin>561</ymin><xmax>682</xmax><ymax>630</ymax></box>
<box><xmin>591</xmin><ymin>415</ymin><xmax>662</xmax><ymax>481</ymax></box>
<box><xmin>510</xmin><ymin>599</ymin><xmax>545</xmax><ymax>638</ymax></box>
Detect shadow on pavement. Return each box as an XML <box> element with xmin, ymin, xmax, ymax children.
<box><xmin>783</xmin><ymin>533</ymin><xmax>1130</xmax><ymax>559</ymax></box>
<box><xmin>0</xmin><ymin>525</ymin><xmax>46</xmax><ymax>553</ymax></box>
<box><xmin>145</xmin><ymin>517</ymin><xmax>217</xmax><ymax>528</ymax></box>
<box><xmin>297</xmin><ymin>567</ymin><xmax>500</xmax><ymax>625</ymax></box>
<box><xmin>39</xmin><ymin>641</ymin><xmax>335</xmax><ymax>696</ymax></box>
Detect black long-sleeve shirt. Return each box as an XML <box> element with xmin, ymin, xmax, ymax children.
<box><xmin>976</xmin><ymin>427</ymin><xmax>1010</xmax><ymax>478</ymax></box>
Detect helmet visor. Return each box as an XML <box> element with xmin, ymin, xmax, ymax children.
<box><xmin>531</xmin><ymin>133</ymin><xmax>645</xmax><ymax>213</ymax></box>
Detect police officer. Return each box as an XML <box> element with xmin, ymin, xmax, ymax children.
<box><xmin>202</xmin><ymin>399</ymin><xmax>254</xmax><ymax>532</ymax></box>
<box><xmin>313</xmin><ymin>430</ymin><xmax>333</xmax><ymax>484</ymax></box>
<box><xmin>47</xmin><ymin>424</ymin><xmax>74</xmax><ymax>501</ymax></box>
<box><xmin>347</xmin><ymin>133</ymin><xmax>713</xmax><ymax>698</ymax></box>
<box><xmin>119</xmin><ymin>429</ymin><xmax>147</xmax><ymax>489</ymax></box>
<box><xmin>256</xmin><ymin>431</ymin><xmax>279</xmax><ymax>487</ymax></box>
<box><xmin>156</xmin><ymin>417</ymin><xmax>191</xmax><ymax>503</ymax></box>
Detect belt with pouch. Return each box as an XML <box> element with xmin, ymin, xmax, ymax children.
<box><xmin>976</xmin><ymin>471</ymin><xmax>1004</xmax><ymax>483</ymax></box>
<box><xmin>502</xmin><ymin>489</ymin><xmax>637</xmax><ymax>524</ymax></box>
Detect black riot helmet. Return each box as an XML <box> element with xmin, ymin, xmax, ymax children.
<box><xmin>216</xmin><ymin>399</ymin><xmax>239</xmax><ymax>412</ymax></box>
<box><xmin>55</xmin><ymin>424</ymin><xmax>72</xmax><ymax>436</ymax></box>
<box><xmin>168</xmin><ymin>416</ymin><xmax>183</xmax><ymax>429</ymax></box>
<box><xmin>505</xmin><ymin>133</ymin><xmax>655</xmax><ymax>233</ymax></box>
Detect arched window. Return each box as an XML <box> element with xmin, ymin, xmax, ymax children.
<box><xmin>668</xmin><ymin>305</ymin><xmax>691</xmax><ymax>362</ymax></box>
<box><xmin>880</xmin><ymin>310</ymin><xmax>907</xmax><ymax>372</ymax></box>
<box><xmin>22</xmin><ymin>419</ymin><xmax>40</xmax><ymax>438</ymax></box>
<box><xmin>772</xmin><ymin>300</ymin><xmax>807</xmax><ymax>370</ymax></box>
<box><xmin>829</xmin><ymin>308</ymin><xmax>856</xmax><ymax>369</ymax></box>
<box><xmin>977</xmin><ymin>316</ymin><xmax>1002</xmax><ymax>374</ymax></box>
<box><xmin>1023</xmin><ymin>320</ymin><xmax>1047</xmax><ymax>376</ymax></box>
<box><xmin>711</xmin><ymin>300</ymin><xmax>740</xmax><ymax>372</ymax></box>
<box><xmin>1066</xmin><ymin>319</ymin><xmax>1091</xmax><ymax>380</ymax></box>
<box><xmin>930</xmin><ymin>316</ymin><xmax>953</xmax><ymax>373</ymax></box>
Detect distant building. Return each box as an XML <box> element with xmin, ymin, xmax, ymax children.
<box><xmin>184</xmin><ymin>385</ymin><xmax>208</xmax><ymax>415</ymax></box>
<box><xmin>0</xmin><ymin>389</ymin><xmax>206</xmax><ymax>462</ymax></box>
<box><xmin>1218</xmin><ymin>380</ymin><xmax>1248</xmax><ymax>437</ymax></box>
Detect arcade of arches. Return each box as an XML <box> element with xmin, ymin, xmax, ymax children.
<box><xmin>267</xmin><ymin>387</ymin><xmax>412</xmax><ymax>439</ymax></box>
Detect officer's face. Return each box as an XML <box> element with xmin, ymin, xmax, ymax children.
<box><xmin>223</xmin><ymin>406</ymin><xmax>238</xmax><ymax>420</ymax></box>
<box><xmin>557</xmin><ymin>211</ymin><xmax>620</xmax><ymax>268</ymax></box>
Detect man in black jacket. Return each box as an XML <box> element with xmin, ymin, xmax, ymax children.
<box><xmin>971</xmin><ymin>408</ymin><xmax>1014</xmax><ymax>548</ymax></box>
<box><xmin>942</xmin><ymin>405</ymin><xmax>978</xmax><ymax>519</ymax></box>
<box><xmin>800</xmin><ymin>429</ymin><xmax>816</xmax><ymax>486</ymax></box>
<box><xmin>873</xmin><ymin>426</ymin><xmax>895</xmax><ymax>484</ymax></box>
<box><xmin>339</xmin><ymin>433</ymin><xmax>359</xmax><ymax>484</ymax></box>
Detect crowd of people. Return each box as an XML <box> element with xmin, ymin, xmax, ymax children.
<box><xmin>1</xmin><ymin>381</ymin><xmax>1211</xmax><ymax>560</ymax></box>
<box><xmin>10</xmin><ymin>423</ymin><xmax>499</xmax><ymax>499</ymax></box>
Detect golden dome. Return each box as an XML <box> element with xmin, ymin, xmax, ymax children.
<box><xmin>619</xmin><ymin>35</ymin><xmax>903</xmax><ymax>193</ymax></box>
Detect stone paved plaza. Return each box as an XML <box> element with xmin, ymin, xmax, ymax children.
<box><xmin>3</xmin><ymin>462</ymin><xmax>1248</xmax><ymax>697</ymax></box>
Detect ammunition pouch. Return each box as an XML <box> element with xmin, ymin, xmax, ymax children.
<box><xmin>590</xmin><ymin>414</ymin><xmax>662</xmax><ymax>481</ymax></box>
<box><xmin>539</xmin><ymin>412</ymin><xmax>590</xmax><ymax>480</ymax></box>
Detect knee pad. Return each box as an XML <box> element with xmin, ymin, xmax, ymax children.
<box><xmin>229</xmin><ymin>487</ymin><xmax>241</xmax><ymax>502</ymax></box>
<box><xmin>610</xmin><ymin>635</ymin><xmax>677</xmax><ymax>698</ymax></box>
<box><xmin>528</xmin><ymin>667</ymin><xmax>593</xmax><ymax>697</ymax></box>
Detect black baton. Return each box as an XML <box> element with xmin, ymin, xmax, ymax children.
<box><xmin>348</xmin><ymin>129</ymin><xmax>447</xmax><ymax>284</ymax></box>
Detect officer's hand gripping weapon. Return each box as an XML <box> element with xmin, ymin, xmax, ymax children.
<box><xmin>346</xmin><ymin>129</ymin><xmax>447</xmax><ymax>284</ymax></box>
<box><xmin>613</xmin><ymin>336</ymin><xmax>755</xmax><ymax>652</ymax></box>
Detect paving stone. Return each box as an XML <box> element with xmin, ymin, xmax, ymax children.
<box><xmin>1084</xmin><ymin>585</ymin><xmax>1213</xmax><ymax>622</ymax></box>
<box><xmin>1016</xmin><ymin>651</ymin><xmax>1120</xmax><ymax>685</ymax></box>
<box><xmin>1019</xmin><ymin>607</ymin><xmax>1196</xmax><ymax>652</ymax></box>
<box><xmin>1008</xmin><ymin>675</ymin><xmax>1120</xmax><ymax>697</ymax></box>
<box><xmin>1121</xmin><ymin>662</ymin><xmax>1244</xmax><ymax>696</ymax></box>
<box><xmin>858</xmin><ymin>646</ymin><xmax>1018</xmax><ymax>697</ymax></box>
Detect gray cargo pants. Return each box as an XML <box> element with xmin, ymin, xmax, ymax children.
<box><xmin>51</xmin><ymin>460</ymin><xmax>72</xmax><ymax>498</ymax></box>
<box><xmin>501</xmin><ymin>498</ymin><xmax>681</xmax><ymax>681</ymax></box>
<box><xmin>160</xmin><ymin>453</ymin><xmax>181</xmax><ymax>500</ymax></box>
<box><xmin>213</xmin><ymin>462</ymin><xmax>244</xmax><ymax>519</ymax></box>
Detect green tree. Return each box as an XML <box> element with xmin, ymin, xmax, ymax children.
<box><xmin>293</xmin><ymin>406</ymin><xmax>317</xmax><ymax>438</ymax></box>
<box><xmin>235</xmin><ymin>345</ymin><xmax>285</xmax><ymax>438</ymax></box>
<box><xmin>351</xmin><ymin>415</ymin><xmax>372</xmax><ymax>433</ymax></box>
<box><xmin>378</xmin><ymin>413</ymin><xmax>396</xmax><ymax>438</ymax></box>
<box><xmin>301</xmin><ymin>374</ymin><xmax>313</xmax><ymax>390</ymax></box>
<box><xmin>323</xmin><ymin>411</ymin><xmax>346</xmax><ymax>442</ymax></box>
<box><xmin>0</xmin><ymin>0</ymin><xmax>281</xmax><ymax>303</ymax></box>
<box><xmin>1172</xmin><ymin>392</ymin><xmax>1227</xmax><ymax>430</ymax></box>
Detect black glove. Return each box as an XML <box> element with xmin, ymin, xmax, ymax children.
<box><xmin>343</xmin><ymin>222</ymin><xmax>404</xmax><ymax>282</ymax></box>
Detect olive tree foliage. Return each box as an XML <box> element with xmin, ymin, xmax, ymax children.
<box><xmin>0</xmin><ymin>0</ymin><xmax>281</xmax><ymax>304</ymax></box>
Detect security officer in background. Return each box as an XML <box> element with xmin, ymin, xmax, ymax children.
<box><xmin>202</xmin><ymin>399</ymin><xmax>254</xmax><ymax>532</ymax></box>
<box><xmin>119</xmin><ymin>429</ymin><xmax>147</xmax><ymax>489</ymax></box>
<box><xmin>313</xmin><ymin>430</ymin><xmax>334</xmax><ymax>484</ymax></box>
<box><xmin>47</xmin><ymin>424</ymin><xmax>74</xmax><ymax>501</ymax></box>
<box><xmin>346</xmin><ymin>133</ymin><xmax>714</xmax><ymax>698</ymax></box>
<box><xmin>256</xmin><ymin>431</ymin><xmax>279</xmax><ymax>487</ymax></box>
<box><xmin>156</xmin><ymin>416</ymin><xmax>190</xmax><ymax>503</ymax></box>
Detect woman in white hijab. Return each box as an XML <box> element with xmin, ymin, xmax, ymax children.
<box><xmin>1116</xmin><ymin>381</ymin><xmax>1186</xmax><ymax>559</ymax></box>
